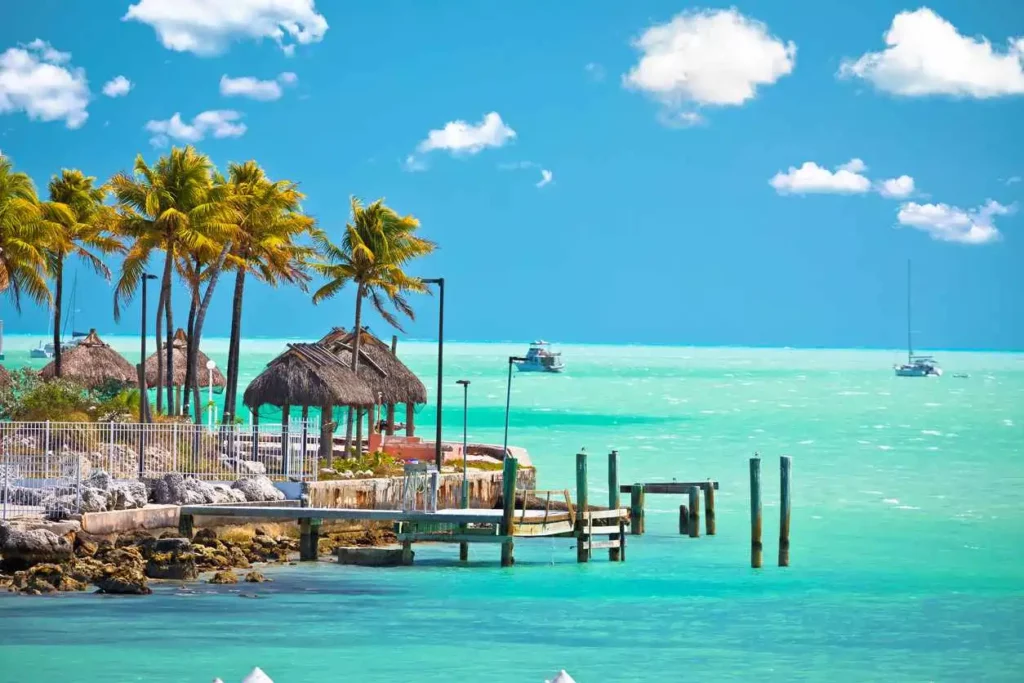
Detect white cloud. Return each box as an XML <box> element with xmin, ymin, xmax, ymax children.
<box><xmin>1005</xmin><ymin>175</ymin><xmax>1022</xmax><ymax>185</ymax></box>
<box><xmin>839</xmin><ymin>8</ymin><xmax>1024</xmax><ymax>98</ymax></box>
<box><xmin>219</xmin><ymin>73</ymin><xmax>297</xmax><ymax>101</ymax></box>
<box><xmin>0</xmin><ymin>40</ymin><xmax>89</xmax><ymax>129</ymax></box>
<box><xmin>584</xmin><ymin>62</ymin><xmax>605</xmax><ymax>82</ymax></box>
<box><xmin>124</xmin><ymin>0</ymin><xmax>328</xmax><ymax>56</ymax></box>
<box><xmin>102</xmin><ymin>75</ymin><xmax>133</xmax><ymax>98</ymax></box>
<box><xmin>536</xmin><ymin>169</ymin><xmax>553</xmax><ymax>188</ymax></box>
<box><xmin>403</xmin><ymin>155</ymin><xmax>427</xmax><ymax>172</ymax></box>
<box><xmin>624</xmin><ymin>9</ymin><xmax>795</xmax><ymax>123</ymax></box>
<box><xmin>879</xmin><ymin>175</ymin><xmax>915</xmax><ymax>199</ymax></box>
<box><xmin>770</xmin><ymin>159</ymin><xmax>871</xmax><ymax>195</ymax></box>
<box><xmin>897</xmin><ymin>200</ymin><xmax>1013</xmax><ymax>244</ymax></box>
<box><xmin>145</xmin><ymin>110</ymin><xmax>246</xmax><ymax>147</ymax></box>
<box><xmin>417</xmin><ymin>112</ymin><xmax>516</xmax><ymax>155</ymax></box>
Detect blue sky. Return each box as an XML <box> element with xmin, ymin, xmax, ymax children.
<box><xmin>2</xmin><ymin>0</ymin><xmax>1023</xmax><ymax>350</ymax></box>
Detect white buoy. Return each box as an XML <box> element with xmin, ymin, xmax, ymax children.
<box><xmin>547</xmin><ymin>671</ymin><xmax>576</xmax><ymax>683</ymax></box>
<box><xmin>241</xmin><ymin>668</ymin><xmax>274</xmax><ymax>683</ymax></box>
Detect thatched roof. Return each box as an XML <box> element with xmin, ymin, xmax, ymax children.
<box><xmin>0</xmin><ymin>365</ymin><xmax>11</xmax><ymax>390</ymax></box>
<box><xmin>39</xmin><ymin>329</ymin><xmax>138</xmax><ymax>388</ymax></box>
<box><xmin>243</xmin><ymin>342</ymin><xmax>375</xmax><ymax>409</ymax></box>
<box><xmin>318</xmin><ymin>327</ymin><xmax>428</xmax><ymax>405</ymax></box>
<box><xmin>144</xmin><ymin>328</ymin><xmax>225</xmax><ymax>388</ymax></box>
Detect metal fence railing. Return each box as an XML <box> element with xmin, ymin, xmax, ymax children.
<box><xmin>0</xmin><ymin>419</ymin><xmax>322</xmax><ymax>520</ymax></box>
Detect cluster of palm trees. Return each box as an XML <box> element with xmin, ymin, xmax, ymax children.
<box><xmin>0</xmin><ymin>146</ymin><xmax>436</xmax><ymax>425</ymax></box>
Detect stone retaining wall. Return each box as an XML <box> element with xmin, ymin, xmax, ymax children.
<box><xmin>306</xmin><ymin>468</ymin><xmax>536</xmax><ymax>510</ymax></box>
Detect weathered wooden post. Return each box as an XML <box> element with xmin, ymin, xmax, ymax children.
<box><xmin>678</xmin><ymin>504</ymin><xmax>688</xmax><ymax>535</ymax></box>
<box><xmin>608</xmin><ymin>450</ymin><xmax>621</xmax><ymax>561</ymax></box>
<box><xmin>629</xmin><ymin>484</ymin><xmax>645</xmax><ymax>535</ymax></box>
<box><xmin>704</xmin><ymin>480</ymin><xmax>717</xmax><ymax>535</ymax></box>
<box><xmin>575</xmin><ymin>451</ymin><xmax>589</xmax><ymax>563</ymax></box>
<box><xmin>500</xmin><ymin>456</ymin><xmax>519</xmax><ymax>567</ymax></box>
<box><xmin>779</xmin><ymin>455</ymin><xmax>792</xmax><ymax>567</ymax></box>
<box><xmin>281</xmin><ymin>404</ymin><xmax>291</xmax><ymax>478</ymax></box>
<box><xmin>178</xmin><ymin>512</ymin><xmax>194</xmax><ymax>539</ymax></box>
<box><xmin>618</xmin><ymin>519</ymin><xmax>627</xmax><ymax>561</ymax></box>
<box><xmin>299</xmin><ymin>518</ymin><xmax>321</xmax><ymax>561</ymax></box>
<box><xmin>750</xmin><ymin>455</ymin><xmax>763</xmax><ymax>568</ymax></box>
<box><xmin>688</xmin><ymin>486</ymin><xmax>700</xmax><ymax>538</ymax></box>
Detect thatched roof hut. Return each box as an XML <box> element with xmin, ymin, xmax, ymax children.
<box><xmin>318</xmin><ymin>327</ymin><xmax>428</xmax><ymax>406</ymax></box>
<box><xmin>243</xmin><ymin>343</ymin><xmax>375</xmax><ymax>410</ymax></box>
<box><xmin>144</xmin><ymin>328</ymin><xmax>225</xmax><ymax>388</ymax></box>
<box><xmin>39</xmin><ymin>329</ymin><xmax>137</xmax><ymax>388</ymax></box>
<box><xmin>0</xmin><ymin>365</ymin><xmax>11</xmax><ymax>391</ymax></box>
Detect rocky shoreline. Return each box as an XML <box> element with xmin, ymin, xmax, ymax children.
<box><xmin>0</xmin><ymin>519</ymin><xmax>396</xmax><ymax>596</ymax></box>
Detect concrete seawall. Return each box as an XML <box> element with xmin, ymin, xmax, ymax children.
<box><xmin>306</xmin><ymin>468</ymin><xmax>536</xmax><ymax>510</ymax></box>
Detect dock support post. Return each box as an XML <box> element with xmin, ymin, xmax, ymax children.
<box><xmin>178</xmin><ymin>513</ymin><xmax>194</xmax><ymax>540</ymax></box>
<box><xmin>500</xmin><ymin>456</ymin><xmax>519</xmax><ymax>567</ymax></box>
<box><xmin>679</xmin><ymin>505</ymin><xmax>688</xmax><ymax>535</ymax></box>
<box><xmin>576</xmin><ymin>451</ymin><xmax>589</xmax><ymax>563</ymax></box>
<box><xmin>401</xmin><ymin>539</ymin><xmax>414</xmax><ymax>565</ymax></box>
<box><xmin>608</xmin><ymin>450</ymin><xmax>620</xmax><ymax>561</ymax></box>
<box><xmin>779</xmin><ymin>455</ymin><xmax>791</xmax><ymax>567</ymax></box>
<box><xmin>299</xmin><ymin>518</ymin><xmax>321</xmax><ymax>561</ymax></box>
<box><xmin>688</xmin><ymin>486</ymin><xmax>700</xmax><ymax>538</ymax></box>
<box><xmin>618</xmin><ymin>519</ymin><xmax>627</xmax><ymax>561</ymax></box>
<box><xmin>705</xmin><ymin>480</ymin><xmax>716</xmax><ymax>536</ymax></box>
<box><xmin>629</xmin><ymin>484</ymin><xmax>645</xmax><ymax>535</ymax></box>
<box><xmin>750</xmin><ymin>455</ymin><xmax>763</xmax><ymax>568</ymax></box>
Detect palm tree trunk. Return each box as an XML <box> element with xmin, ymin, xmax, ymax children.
<box><xmin>181</xmin><ymin>266</ymin><xmax>199</xmax><ymax>418</ymax></box>
<box><xmin>52</xmin><ymin>256</ymin><xmax>63</xmax><ymax>377</ymax></box>
<box><xmin>154</xmin><ymin>287</ymin><xmax>165</xmax><ymax>414</ymax></box>
<box><xmin>191</xmin><ymin>242</ymin><xmax>233</xmax><ymax>425</ymax></box>
<box><xmin>345</xmin><ymin>285</ymin><xmax>365</xmax><ymax>455</ymax></box>
<box><xmin>223</xmin><ymin>268</ymin><xmax>246</xmax><ymax>424</ymax></box>
<box><xmin>160</xmin><ymin>245</ymin><xmax>175</xmax><ymax>414</ymax></box>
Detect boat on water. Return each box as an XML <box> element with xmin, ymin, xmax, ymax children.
<box><xmin>894</xmin><ymin>260</ymin><xmax>941</xmax><ymax>378</ymax></box>
<box><xmin>514</xmin><ymin>340</ymin><xmax>565</xmax><ymax>373</ymax></box>
<box><xmin>30</xmin><ymin>275</ymin><xmax>87</xmax><ymax>360</ymax></box>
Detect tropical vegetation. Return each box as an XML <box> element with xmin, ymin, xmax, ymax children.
<box><xmin>0</xmin><ymin>147</ymin><xmax>436</xmax><ymax>427</ymax></box>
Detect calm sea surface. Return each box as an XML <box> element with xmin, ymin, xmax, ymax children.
<box><xmin>2</xmin><ymin>337</ymin><xmax>1023</xmax><ymax>682</ymax></box>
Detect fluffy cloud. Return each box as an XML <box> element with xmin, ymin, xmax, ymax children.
<box><xmin>145</xmin><ymin>110</ymin><xmax>246</xmax><ymax>147</ymax></box>
<box><xmin>770</xmin><ymin>159</ymin><xmax>871</xmax><ymax>195</ymax></box>
<box><xmin>417</xmin><ymin>112</ymin><xmax>516</xmax><ymax>155</ymax></box>
<box><xmin>839</xmin><ymin>8</ymin><xmax>1024</xmax><ymax>98</ymax></box>
<box><xmin>879</xmin><ymin>175</ymin><xmax>915</xmax><ymax>198</ymax></box>
<box><xmin>897</xmin><ymin>200</ymin><xmax>1013</xmax><ymax>244</ymax></box>
<box><xmin>584</xmin><ymin>62</ymin><xmax>605</xmax><ymax>82</ymax></box>
<box><xmin>124</xmin><ymin>0</ymin><xmax>328</xmax><ymax>56</ymax></box>
<box><xmin>102</xmin><ymin>75</ymin><xmax>133</xmax><ymax>98</ymax></box>
<box><xmin>0</xmin><ymin>40</ymin><xmax>89</xmax><ymax>128</ymax></box>
<box><xmin>219</xmin><ymin>73</ymin><xmax>297</xmax><ymax>101</ymax></box>
<box><xmin>624</xmin><ymin>9</ymin><xmax>795</xmax><ymax>123</ymax></box>
<box><xmin>536</xmin><ymin>169</ymin><xmax>553</xmax><ymax>188</ymax></box>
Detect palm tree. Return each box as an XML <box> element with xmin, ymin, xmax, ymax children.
<box><xmin>220</xmin><ymin>161</ymin><xmax>318</xmax><ymax>424</ymax></box>
<box><xmin>109</xmin><ymin>146</ymin><xmax>233</xmax><ymax>415</ymax></box>
<box><xmin>0</xmin><ymin>155</ymin><xmax>51</xmax><ymax>312</ymax></box>
<box><xmin>43</xmin><ymin>170</ymin><xmax>122</xmax><ymax>376</ymax></box>
<box><xmin>312</xmin><ymin>197</ymin><xmax>436</xmax><ymax>451</ymax></box>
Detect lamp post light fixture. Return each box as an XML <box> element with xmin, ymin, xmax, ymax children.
<box><xmin>422</xmin><ymin>277</ymin><xmax>445</xmax><ymax>470</ymax></box>
<box><xmin>206</xmin><ymin>359</ymin><xmax>217</xmax><ymax>430</ymax></box>
<box><xmin>503</xmin><ymin>357</ymin><xmax>527</xmax><ymax>460</ymax></box>
<box><xmin>456</xmin><ymin>379</ymin><xmax>470</xmax><ymax>508</ymax></box>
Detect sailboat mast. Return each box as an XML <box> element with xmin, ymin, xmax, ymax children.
<box><xmin>906</xmin><ymin>259</ymin><xmax>912</xmax><ymax>363</ymax></box>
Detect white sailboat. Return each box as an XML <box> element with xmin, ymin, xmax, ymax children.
<box><xmin>894</xmin><ymin>260</ymin><xmax>941</xmax><ymax>377</ymax></box>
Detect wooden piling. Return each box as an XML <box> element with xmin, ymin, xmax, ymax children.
<box><xmin>401</xmin><ymin>539</ymin><xmax>414</xmax><ymax>565</ymax></box>
<box><xmin>688</xmin><ymin>486</ymin><xmax>700</xmax><ymax>538</ymax></box>
<box><xmin>779</xmin><ymin>455</ymin><xmax>792</xmax><ymax>567</ymax></box>
<box><xmin>704</xmin><ymin>480</ymin><xmax>717</xmax><ymax>536</ymax></box>
<box><xmin>178</xmin><ymin>513</ymin><xmax>194</xmax><ymax>540</ymax></box>
<box><xmin>300</xmin><ymin>518</ymin><xmax>321</xmax><ymax>561</ymax></box>
<box><xmin>575</xmin><ymin>452</ymin><xmax>589</xmax><ymax>563</ymax></box>
<box><xmin>750</xmin><ymin>455</ymin><xmax>763</xmax><ymax>568</ymax></box>
<box><xmin>618</xmin><ymin>519</ymin><xmax>627</xmax><ymax>561</ymax></box>
<box><xmin>629</xmin><ymin>484</ymin><xmax>645</xmax><ymax>535</ymax></box>
<box><xmin>500</xmin><ymin>456</ymin><xmax>519</xmax><ymax>567</ymax></box>
<box><xmin>608</xmin><ymin>450</ymin><xmax>620</xmax><ymax>561</ymax></box>
<box><xmin>678</xmin><ymin>504</ymin><xmax>688</xmax><ymax>535</ymax></box>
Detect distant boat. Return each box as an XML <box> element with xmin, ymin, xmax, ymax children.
<box><xmin>514</xmin><ymin>340</ymin><xmax>565</xmax><ymax>373</ymax></box>
<box><xmin>894</xmin><ymin>260</ymin><xmax>941</xmax><ymax>378</ymax></box>
<box><xmin>30</xmin><ymin>273</ymin><xmax>87</xmax><ymax>360</ymax></box>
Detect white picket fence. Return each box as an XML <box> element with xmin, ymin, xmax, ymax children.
<box><xmin>0</xmin><ymin>419</ymin><xmax>322</xmax><ymax>520</ymax></box>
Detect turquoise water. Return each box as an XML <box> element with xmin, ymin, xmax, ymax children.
<box><xmin>2</xmin><ymin>339</ymin><xmax>1024</xmax><ymax>682</ymax></box>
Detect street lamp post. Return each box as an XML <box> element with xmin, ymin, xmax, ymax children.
<box><xmin>456</xmin><ymin>380</ymin><xmax>470</xmax><ymax>508</ymax></box>
<box><xmin>422</xmin><ymin>277</ymin><xmax>445</xmax><ymax>470</ymax></box>
<box><xmin>503</xmin><ymin>357</ymin><xmax>527</xmax><ymax>460</ymax></box>
<box><xmin>206</xmin><ymin>359</ymin><xmax>217</xmax><ymax>430</ymax></box>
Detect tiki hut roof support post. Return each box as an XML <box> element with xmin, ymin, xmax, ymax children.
<box><xmin>319</xmin><ymin>403</ymin><xmax>334</xmax><ymax>465</ymax></box>
<box><xmin>282</xmin><ymin>404</ymin><xmax>291</xmax><ymax>479</ymax></box>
